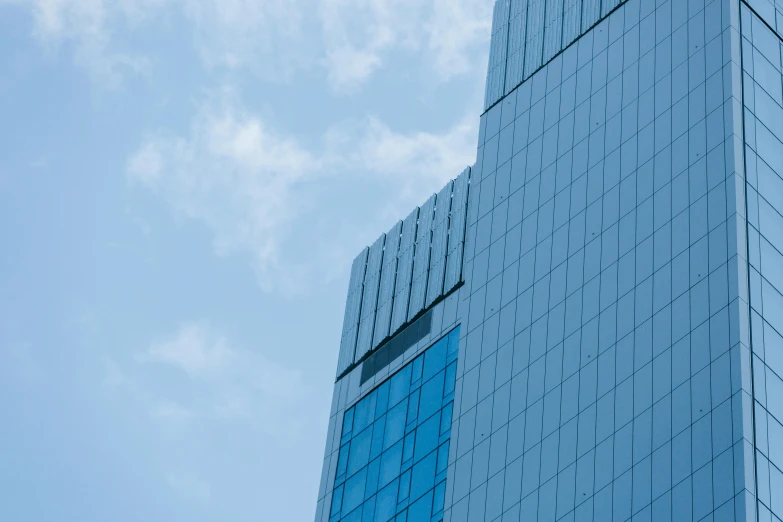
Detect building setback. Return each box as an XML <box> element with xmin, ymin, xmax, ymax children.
<box><xmin>315</xmin><ymin>0</ymin><xmax>783</xmax><ymax>521</ymax></box>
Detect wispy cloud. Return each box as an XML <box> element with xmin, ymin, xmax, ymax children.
<box><xmin>144</xmin><ymin>322</ymin><xmax>234</xmax><ymax>377</ymax></box>
<box><xmin>7</xmin><ymin>0</ymin><xmax>492</xmax><ymax>90</ymax></box>
<box><xmin>427</xmin><ymin>0</ymin><xmax>494</xmax><ymax>80</ymax></box>
<box><xmin>140</xmin><ymin>321</ymin><xmax>303</xmax><ymax>411</ymax></box>
<box><xmin>319</xmin><ymin>0</ymin><xmax>493</xmax><ymax>91</ymax></box>
<box><xmin>24</xmin><ymin>0</ymin><xmax>151</xmax><ymax>88</ymax></box>
<box><xmin>126</xmin><ymin>91</ymin><xmax>321</xmax><ymax>292</ymax></box>
<box><xmin>179</xmin><ymin>0</ymin><xmax>308</xmax><ymax>75</ymax></box>
<box><xmin>127</xmin><ymin>92</ymin><xmax>477</xmax><ymax>293</ymax></box>
<box><xmin>4</xmin><ymin>0</ymin><xmax>307</xmax><ymax>86</ymax></box>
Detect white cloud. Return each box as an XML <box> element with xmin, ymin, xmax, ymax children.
<box><xmin>25</xmin><ymin>0</ymin><xmax>151</xmax><ymax>88</ymax></box>
<box><xmin>142</xmin><ymin>321</ymin><xmax>303</xmax><ymax>400</ymax></box>
<box><xmin>144</xmin><ymin>322</ymin><xmax>234</xmax><ymax>377</ymax></box>
<box><xmin>127</xmin><ymin>92</ymin><xmax>320</xmax><ymax>292</ymax></box>
<box><xmin>427</xmin><ymin>0</ymin><xmax>494</xmax><ymax>79</ymax></box>
<box><xmin>179</xmin><ymin>0</ymin><xmax>308</xmax><ymax>74</ymax></box>
<box><xmin>126</xmin><ymin>141</ymin><xmax>162</xmax><ymax>185</ymax></box>
<box><xmin>4</xmin><ymin>0</ymin><xmax>306</xmax><ymax>86</ymax></box>
<box><xmin>319</xmin><ymin>0</ymin><xmax>493</xmax><ymax>91</ymax></box>
<box><xmin>127</xmin><ymin>92</ymin><xmax>478</xmax><ymax>292</ymax></box>
<box><xmin>7</xmin><ymin>0</ymin><xmax>493</xmax><ymax>90</ymax></box>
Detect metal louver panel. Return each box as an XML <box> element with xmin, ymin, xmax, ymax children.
<box><xmin>336</xmin><ymin>248</ymin><xmax>368</xmax><ymax>375</ymax></box>
<box><xmin>426</xmin><ymin>181</ymin><xmax>454</xmax><ymax>307</ymax></box>
<box><xmin>408</xmin><ymin>194</ymin><xmax>436</xmax><ymax>321</ymax></box>
<box><xmin>355</xmin><ymin>234</ymin><xmax>386</xmax><ymax>362</ymax></box>
<box><xmin>390</xmin><ymin>208</ymin><xmax>419</xmax><ymax>333</ymax></box>
<box><xmin>373</xmin><ymin>220</ymin><xmax>402</xmax><ymax>348</ymax></box>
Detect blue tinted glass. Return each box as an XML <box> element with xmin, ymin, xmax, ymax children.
<box><xmin>374</xmin><ymin>480</ymin><xmax>398</xmax><ymax>522</ymax></box>
<box><xmin>365</xmin><ymin>458</ymin><xmax>380</xmax><ymax>500</ymax></box>
<box><xmin>423</xmin><ymin>338</ymin><xmax>447</xmax><ymax>380</ymax></box>
<box><xmin>375</xmin><ymin>381</ymin><xmax>390</xmax><ymax>419</ymax></box>
<box><xmin>406</xmin><ymin>389</ymin><xmax>420</xmax><ymax>427</ymax></box>
<box><xmin>418</xmin><ymin>370</ymin><xmax>445</xmax><ymax>421</ymax></box>
<box><xmin>348</xmin><ymin>428</ymin><xmax>373</xmax><ymax>476</ymax></box>
<box><xmin>341</xmin><ymin>508</ymin><xmax>361</xmax><ymax>522</ymax></box>
<box><xmin>379</xmin><ymin>442</ymin><xmax>403</xmax><ymax>488</ymax></box>
<box><xmin>440</xmin><ymin>402</ymin><xmax>454</xmax><ymax>436</ymax></box>
<box><xmin>361</xmin><ymin>496</ymin><xmax>376</xmax><ymax>522</ymax></box>
<box><xmin>383</xmin><ymin>401</ymin><xmax>407</xmax><ymax>450</ymax></box>
<box><xmin>402</xmin><ymin>432</ymin><xmax>416</xmax><ymax>465</ymax></box>
<box><xmin>343</xmin><ymin>409</ymin><xmax>355</xmax><ymax>438</ymax></box>
<box><xmin>410</xmin><ymin>358</ymin><xmax>423</xmax><ymax>386</ymax></box>
<box><xmin>354</xmin><ymin>393</ymin><xmax>377</xmax><ymax>434</ymax></box>
<box><xmin>332</xmin><ymin>484</ymin><xmax>344</xmax><ymax>516</ymax></box>
<box><xmin>389</xmin><ymin>367</ymin><xmax>412</xmax><ymax>407</ymax></box>
<box><xmin>436</xmin><ymin>442</ymin><xmax>449</xmax><ymax>475</ymax></box>
<box><xmin>409</xmin><ymin>452</ymin><xmax>437</xmax><ymax>502</ymax></box>
<box><xmin>398</xmin><ymin>469</ymin><xmax>411</xmax><ymax>501</ymax></box>
<box><xmin>413</xmin><ymin>415</ymin><xmax>440</xmax><ymax>462</ymax></box>
<box><xmin>337</xmin><ymin>443</ymin><xmax>350</xmax><ymax>478</ymax></box>
<box><xmin>432</xmin><ymin>480</ymin><xmax>446</xmax><ymax>515</ymax></box>
<box><xmin>343</xmin><ymin>468</ymin><xmax>368</xmax><ymax>514</ymax></box>
<box><xmin>444</xmin><ymin>362</ymin><xmax>457</xmax><ymax>398</ymax></box>
<box><xmin>370</xmin><ymin>416</ymin><xmax>386</xmax><ymax>460</ymax></box>
<box><xmin>406</xmin><ymin>489</ymin><xmax>433</xmax><ymax>521</ymax></box>
<box><xmin>330</xmin><ymin>329</ymin><xmax>459</xmax><ymax>522</ymax></box>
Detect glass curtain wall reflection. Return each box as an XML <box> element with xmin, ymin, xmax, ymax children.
<box><xmin>740</xmin><ymin>3</ymin><xmax>783</xmax><ymax>520</ymax></box>
<box><xmin>329</xmin><ymin>328</ymin><xmax>460</xmax><ymax>522</ymax></box>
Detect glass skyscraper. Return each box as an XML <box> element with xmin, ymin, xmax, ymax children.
<box><xmin>315</xmin><ymin>0</ymin><xmax>783</xmax><ymax>521</ymax></box>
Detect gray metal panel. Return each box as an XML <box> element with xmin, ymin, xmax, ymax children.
<box><xmin>562</xmin><ymin>0</ymin><xmax>582</xmax><ymax>46</ymax></box>
<box><xmin>391</xmin><ymin>247</ymin><xmax>414</xmax><ymax>332</ymax></box>
<box><xmin>445</xmin><ymin>168</ymin><xmax>471</xmax><ymax>291</ymax></box>
<box><xmin>523</xmin><ymin>0</ymin><xmax>545</xmax><ymax>79</ymax></box>
<box><xmin>408</xmin><ymin>194</ymin><xmax>436</xmax><ymax>320</ymax></box>
<box><xmin>373</xmin><ymin>221</ymin><xmax>402</xmax><ymax>347</ymax></box>
<box><xmin>390</xmin><ymin>208</ymin><xmax>419</xmax><ymax>333</ymax></box>
<box><xmin>373</xmin><ymin>301</ymin><xmax>393</xmax><ymax>348</ymax></box>
<box><xmin>449</xmin><ymin>168</ymin><xmax>470</xmax><ymax>249</ymax></box>
<box><xmin>602</xmin><ymin>0</ymin><xmax>620</xmax><ymax>16</ymax></box>
<box><xmin>543</xmin><ymin>0</ymin><xmax>564</xmax><ymax>63</ymax></box>
<box><xmin>355</xmin><ymin>276</ymin><xmax>378</xmax><ymax>360</ymax></box>
<box><xmin>336</xmin><ymin>248</ymin><xmax>368</xmax><ymax>375</ymax></box>
<box><xmin>407</xmin><ymin>273</ymin><xmax>427</xmax><ymax>321</ymax></box>
<box><xmin>485</xmin><ymin>0</ymin><xmax>511</xmax><ymax>108</ymax></box>
<box><xmin>426</xmin><ymin>182</ymin><xmax>453</xmax><ymax>307</ymax></box>
<box><xmin>411</xmin><ymin>195</ymin><xmax>436</xmax><ymax>282</ymax></box>
<box><xmin>504</xmin><ymin>0</ymin><xmax>529</xmax><ymax>93</ymax></box>
<box><xmin>355</xmin><ymin>234</ymin><xmax>386</xmax><ymax>361</ymax></box>
<box><xmin>365</xmin><ymin>234</ymin><xmax>385</xmax><ymax>276</ymax></box>
<box><xmin>444</xmin><ymin>243</ymin><xmax>464</xmax><ymax>293</ymax></box>
<box><xmin>581</xmin><ymin>0</ymin><xmax>600</xmax><ymax>31</ymax></box>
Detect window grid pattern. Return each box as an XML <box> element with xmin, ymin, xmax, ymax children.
<box><xmin>451</xmin><ymin>0</ymin><xmax>755</xmax><ymax>521</ymax></box>
<box><xmin>743</xmin><ymin>0</ymin><xmax>783</xmax><ymax>39</ymax></box>
<box><xmin>485</xmin><ymin>0</ymin><xmax>633</xmax><ymax>111</ymax></box>
<box><xmin>329</xmin><ymin>328</ymin><xmax>460</xmax><ymax>522</ymax></box>
<box><xmin>740</xmin><ymin>3</ymin><xmax>783</xmax><ymax>521</ymax></box>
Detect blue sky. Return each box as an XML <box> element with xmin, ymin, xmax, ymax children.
<box><xmin>0</xmin><ymin>1</ymin><xmax>493</xmax><ymax>520</ymax></box>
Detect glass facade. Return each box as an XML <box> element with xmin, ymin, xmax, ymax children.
<box><xmin>329</xmin><ymin>328</ymin><xmax>460</xmax><ymax>522</ymax></box>
<box><xmin>317</xmin><ymin>1</ymin><xmax>782</xmax><ymax>521</ymax></box>
<box><xmin>740</xmin><ymin>3</ymin><xmax>783</xmax><ymax>521</ymax></box>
